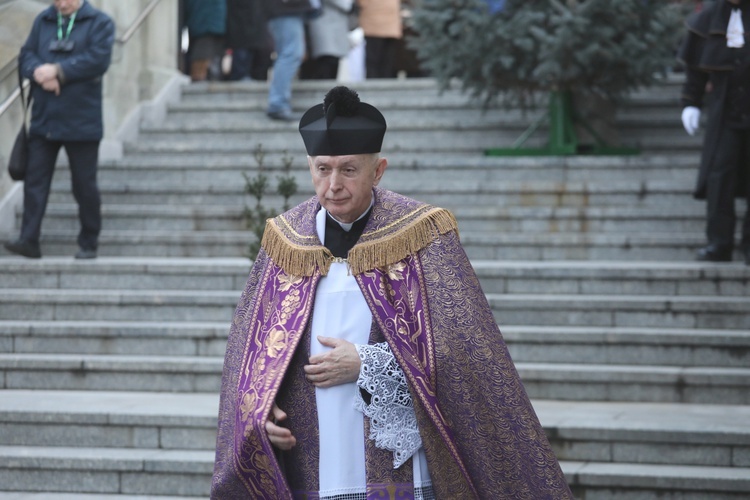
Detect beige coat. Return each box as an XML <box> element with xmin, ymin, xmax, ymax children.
<box><xmin>357</xmin><ymin>0</ymin><xmax>402</xmax><ymax>39</ymax></box>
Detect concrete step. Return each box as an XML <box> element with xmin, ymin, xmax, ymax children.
<box><xmin>54</xmin><ymin>160</ymin><xmax>702</xmax><ymax>192</ymax></box>
<box><xmin>173</xmin><ymin>80</ymin><xmax>684</xmax><ymax>110</ymax></box>
<box><xmin>0</xmin><ymin>320</ymin><xmax>229</xmax><ymax>357</ymax></box>
<box><xmin>1</xmin><ymin>391</ymin><xmax>748</xmax><ymax>467</ymax></box>
<box><xmin>3</xmin><ymin>320</ymin><xmax>748</xmax><ymax>368</ymax></box>
<box><xmin>175</xmin><ymin>78</ymin><xmax>682</xmax><ymax>108</ymax></box>
<box><xmin>537</xmin><ymin>400</ymin><xmax>750</xmax><ymax>467</ymax></box>
<box><xmin>1</xmin><ymin>285</ymin><xmax>746</xmax><ymax>327</ymax></box>
<box><xmin>519</xmin><ymin>363</ymin><xmax>750</xmax><ymax>404</ymax></box>
<box><xmin>0</xmin><ymin>390</ymin><xmax>217</xmax><ymax>450</ymax></box>
<box><xmin>47</xmin><ymin>178</ymin><xmax>700</xmax><ymax>209</ymax></box>
<box><xmin>126</xmin><ymin>126</ymin><xmax>702</xmax><ymax>155</ymax></box>
<box><xmin>36</xmin><ymin>203</ymin><xmax>710</xmax><ymax>234</ymax></box>
<box><xmin>472</xmin><ymin>260</ymin><xmax>750</xmax><ymax>296</ymax></box>
<box><xmin>452</xmin><ymin>206</ymin><xmax>705</xmax><ymax>234</ymax></box>
<box><xmin>0</xmin><ymin>229</ymin><xmax>271</xmax><ymax>258</ymax></box>
<box><xmin>1</xmin><ymin>353</ymin><xmax>746</xmax><ymax>403</ymax></box>
<box><xmin>174</xmin><ymin>76</ymin><xmax>686</xmax><ymax>109</ymax></box>
<box><xmin>561</xmin><ymin>461</ymin><xmax>750</xmax><ymax>500</ymax></box>
<box><xmin>2</xmin><ymin>259</ymin><xmax>747</xmax><ymax>296</ymax></box>
<box><xmin>460</xmin><ymin>231</ymin><xmax>736</xmax><ymax>261</ymax></box>
<box><xmin>102</xmin><ymin>150</ymin><xmax>701</xmax><ymax>176</ymax></box>
<box><xmin>152</xmin><ymin>106</ymin><xmax>688</xmax><ymax>134</ymax></box>
<box><xmin>0</xmin><ymin>288</ymin><xmax>238</xmax><ymax>322</ymax></box>
<box><xmin>0</xmin><ymin>257</ymin><xmax>250</xmax><ymax>290</ymax></box>
<box><xmin>502</xmin><ymin>326</ymin><xmax>750</xmax><ymax>368</ymax></box>
<box><xmin>164</xmin><ymin>102</ymin><xmax>685</xmax><ymax>127</ymax></box>
<box><xmin>4</xmin><ymin>229</ymin><xmax>731</xmax><ymax>260</ymax></box>
<box><xmin>0</xmin><ymin>445</ymin><xmax>213</xmax><ymax>497</ymax></box>
<box><xmin>487</xmin><ymin>293</ymin><xmax>750</xmax><ymax>329</ymax></box>
<box><xmin>0</xmin><ymin>353</ymin><xmax>222</xmax><ymax>392</ymax></box>
<box><xmin>4</xmin><ymin>450</ymin><xmax>747</xmax><ymax>499</ymax></box>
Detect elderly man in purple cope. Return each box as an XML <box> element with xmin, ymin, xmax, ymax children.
<box><xmin>210</xmin><ymin>86</ymin><xmax>573</xmax><ymax>499</ymax></box>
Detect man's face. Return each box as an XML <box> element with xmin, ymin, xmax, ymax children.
<box><xmin>308</xmin><ymin>154</ymin><xmax>387</xmax><ymax>224</ymax></box>
<box><xmin>54</xmin><ymin>0</ymin><xmax>82</xmax><ymax>16</ymax></box>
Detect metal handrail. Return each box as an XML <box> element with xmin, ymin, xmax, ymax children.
<box><xmin>0</xmin><ymin>73</ymin><xmax>26</xmax><ymax>117</ymax></box>
<box><xmin>0</xmin><ymin>0</ymin><xmax>164</xmax><ymax>119</ymax></box>
<box><xmin>117</xmin><ymin>0</ymin><xmax>163</xmax><ymax>44</ymax></box>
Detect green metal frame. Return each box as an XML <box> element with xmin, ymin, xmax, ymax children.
<box><xmin>485</xmin><ymin>90</ymin><xmax>640</xmax><ymax>157</ymax></box>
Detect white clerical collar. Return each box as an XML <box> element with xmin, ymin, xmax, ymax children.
<box><xmin>728</xmin><ymin>8</ymin><xmax>745</xmax><ymax>48</ymax></box>
<box><xmin>325</xmin><ymin>196</ymin><xmax>374</xmax><ymax>232</ymax></box>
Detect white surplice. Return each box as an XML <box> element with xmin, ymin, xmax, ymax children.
<box><xmin>311</xmin><ymin>207</ymin><xmax>431</xmax><ymax>499</ymax></box>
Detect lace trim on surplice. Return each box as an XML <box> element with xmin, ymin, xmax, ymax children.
<box><xmin>354</xmin><ymin>342</ymin><xmax>423</xmax><ymax>468</ymax></box>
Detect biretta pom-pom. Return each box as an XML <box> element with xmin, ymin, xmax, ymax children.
<box><xmin>324</xmin><ymin>86</ymin><xmax>361</xmax><ymax>117</ymax></box>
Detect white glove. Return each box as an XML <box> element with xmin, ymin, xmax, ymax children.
<box><xmin>681</xmin><ymin>106</ymin><xmax>701</xmax><ymax>136</ymax></box>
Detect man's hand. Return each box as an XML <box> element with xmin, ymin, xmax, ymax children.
<box><xmin>41</xmin><ymin>78</ymin><xmax>60</xmax><ymax>96</ymax></box>
<box><xmin>681</xmin><ymin>106</ymin><xmax>701</xmax><ymax>136</ymax></box>
<box><xmin>304</xmin><ymin>336</ymin><xmax>361</xmax><ymax>388</ymax></box>
<box><xmin>33</xmin><ymin>64</ymin><xmax>59</xmax><ymax>84</ymax></box>
<box><xmin>265</xmin><ymin>403</ymin><xmax>296</xmax><ymax>450</ymax></box>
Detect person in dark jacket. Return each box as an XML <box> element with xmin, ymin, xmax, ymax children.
<box><xmin>4</xmin><ymin>0</ymin><xmax>114</xmax><ymax>260</ymax></box>
<box><xmin>678</xmin><ymin>0</ymin><xmax>750</xmax><ymax>265</ymax></box>
<box><xmin>184</xmin><ymin>0</ymin><xmax>227</xmax><ymax>81</ymax></box>
<box><xmin>226</xmin><ymin>0</ymin><xmax>272</xmax><ymax>81</ymax></box>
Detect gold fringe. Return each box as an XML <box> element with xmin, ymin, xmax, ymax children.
<box><xmin>260</xmin><ymin>207</ymin><xmax>458</xmax><ymax>277</ymax></box>
<box><xmin>348</xmin><ymin>208</ymin><xmax>458</xmax><ymax>276</ymax></box>
<box><xmin>261</xmin><ymin>219</ymin><xmax>333</xmax><ymax>277</ymax></box>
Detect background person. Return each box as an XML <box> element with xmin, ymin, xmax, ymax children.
<box><xmin>263</xmin><ymin>0</ymin><xmax>319</xmax><ymax>121</ymax></box>
<box><xmin>183</xmin><ymin>0</ymin><xmax>227</xmax><ymax>81</ymax></box>
<box><xmin>4</xmin><ymin>0</ymin><xmax>114</xmax><ymax>260</ymax></box>
<box><xmin>300</xmin><ymin>0</ymin><xmax>355</xmax><ymax>80</ymax></box>
<box><xmin>678</xmin><ymin>0</ymin><xmax>750</xmax><ymax>265</ymax></box>
<box><xmin>226</xmin><ymin>0</ymin><xmax>272</xmax><ymax>81</ymax></box>
<box><xmin>357</xmin><ymin>0</ymin><xmax>402</xmax><ymax>78</ymax></box>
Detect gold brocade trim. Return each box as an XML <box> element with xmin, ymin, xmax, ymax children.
<box><xmin>261</xmin><ymin>219</ymin><xmax>335</xmax><ymax>277</ymax></box>
<box><xmin>261</xmin><ymin>207</ymin><xmax>458</xmax><ymax>277</ymax></box>
<box><xmin>348</xmin><ymin>208</ymin><xmax>458</xmax><ymax>276</ymax></box>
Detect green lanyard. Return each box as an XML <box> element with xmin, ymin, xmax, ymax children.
<box><xmin>57</xmin><ymin>11</ymin><xmax>77</xmax><ymax>40</ymax></box>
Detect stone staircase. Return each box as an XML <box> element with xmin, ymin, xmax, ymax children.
<box><xmin>0</xmin><ymin>77</ymin><xmax>749</xmax><ymax>499</ymax></box>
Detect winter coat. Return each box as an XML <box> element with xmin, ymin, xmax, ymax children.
<box><xmin>678</xmin><ymin>0</ymin><xmax>750</xmax><ymax>199</ymax></box>
<box><xmin>19</xmin><ymin>1</ymin><xmax>114</xmax><ymax>142</ymax></box>
<box><xmin>307</xmin><ymin>0</ymin><xmax>353</xmax><ymax>59</ymax></box>
<box><xmin>263</xmin><ymin>0</ymin><xmax>319</xmax><ymax>19</ymax></box>
<box><xmin>357</xmin><ymin>0</ymin><xmax>402</xmax><ymax>39</ymax></box>
<box><xmin>226</xmin><ymin>0</ymin><xmax>268</xmax><ymax>50</ymax></box>
<box><xmin>184</xmin><ymin>0</ymin><xmax>227</xmax><ymax>38</ymax></box>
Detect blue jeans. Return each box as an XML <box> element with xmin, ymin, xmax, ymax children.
<box><xmin>267</xmin><ymin>15</ymin><xmax>304</xmax><ymax>115</ymax></box>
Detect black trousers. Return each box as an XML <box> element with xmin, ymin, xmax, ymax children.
<box><xmin>300</xmin><ymin>55</ymin><xmax>340</xmax><ymax>80</ymax></box>
<box><xmin>365</xmin><ymin>36</ymin><xmax>397</xmax><ymax>79</ymax></box>
<box><xmin>20</xmin><ymin>135</ymin><xmax>101</xmax><ymax>250</ymax></box>
<box><xmin>706</xmin><ymin>127</ymin><xmax>750</xmax><ymax>250</ymax></box>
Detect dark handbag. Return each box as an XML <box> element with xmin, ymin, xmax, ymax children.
<box><xmin>7</xmin><ymin>66</ymin><xmax>30</xmax><ymax>181</ymax></box>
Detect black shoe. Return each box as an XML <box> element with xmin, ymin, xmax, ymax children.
<box><xmin>75</xmin><ymin>248</ymin><xmax>97</xmax><ymax>259</ymax></box>
<box><xmin>4</xmin><ymin>240</ymin><xmax>41</xmax><ymax>259</ymax></box>
<box><xmin>696</xmin><ymin>245</ymin><xmax>732</xmax><ymax>262</ymax></box>
<box><xmin>266</xmin><ymin>110</ymin><xmax>299</xmax><ymax>122</ymax></box>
